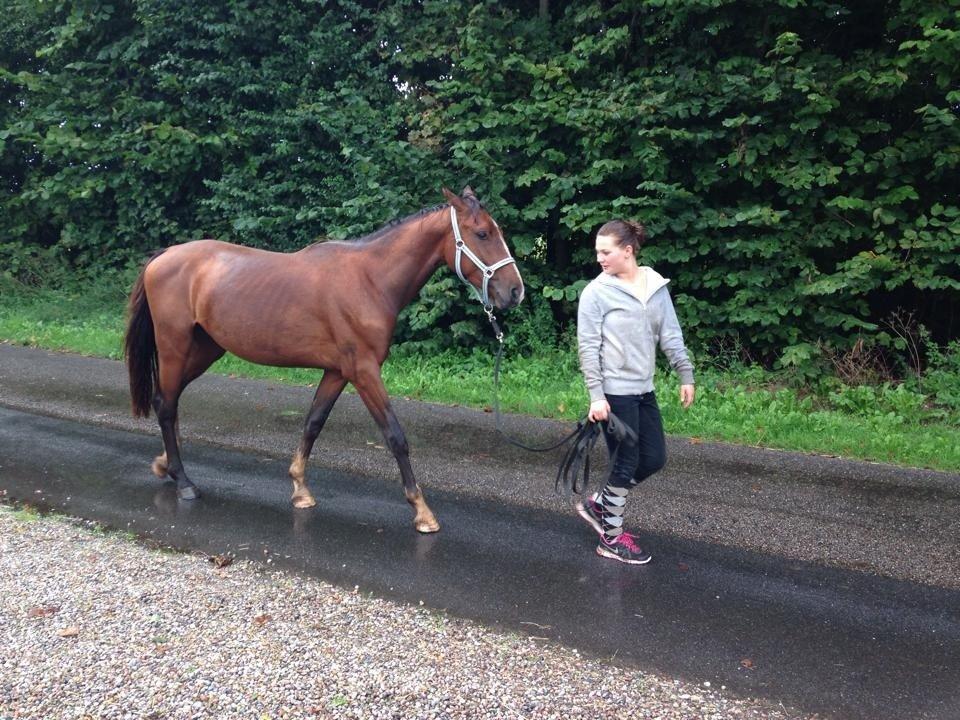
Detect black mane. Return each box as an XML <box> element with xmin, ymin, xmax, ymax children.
<box><xmin>306</xmin><ymin>197</ymin><xmax>483</xmax><ymax>249</ymax></box>
<box><xmin>353</xmin><ymin>203</ymin><xmax>450</xmax><ymax>244</ymax></box>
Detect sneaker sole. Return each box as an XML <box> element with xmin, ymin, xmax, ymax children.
<box><xmin>596</xmin><ymin>544</ymin><xmax>652</xmax><ymax>565</ymax></box>
<box><xmin>575</xmin><ymin>502</ymin><xmax>604</xmax><ymax>536</ymax></box>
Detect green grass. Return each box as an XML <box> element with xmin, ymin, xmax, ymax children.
<box><xmin>6</xmin><ymin>505</ymin><xmax>42</xmax><ymax>523</ymax></box>
<box><xmin>660</xmin><ymin>383</ymin><xmax>960</xmax><ymax>469</ymax></box>
<box><xmin>1</xmin><ymin>283</ymin><xmax>958</xmax><ymax>473</ymax></box>
<box><xmin>0</xmin><ymin>282</ymin><xmax>128</xmax><ymax>359</ymax></box>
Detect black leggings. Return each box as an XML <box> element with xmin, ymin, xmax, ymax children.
<box><xmin>604</xmin><ymin>392</ymin><xmax>667</xmax><ymax>489</ymax></box>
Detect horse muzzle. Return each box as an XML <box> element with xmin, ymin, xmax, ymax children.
<box><xmin>490</xmin><ymin>275</ymin><xmax>525</xmax><ymax>310</ymax></box>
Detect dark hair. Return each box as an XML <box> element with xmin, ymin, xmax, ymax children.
<box><xmin>597</xmin><ymin>219</ymin><xmax>647</xmax><ymax>254</ymax></box>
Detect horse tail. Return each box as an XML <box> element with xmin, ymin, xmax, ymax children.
<box><xmin>124</xmin><ymin>250</ymin><xmax>165</xmax><ymax>418</ymax></box>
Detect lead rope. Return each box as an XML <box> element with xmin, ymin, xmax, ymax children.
<box><xmin>484</xmin><ymin>308</ymin><xmax>637</xmax><ymax>497</ymax></box>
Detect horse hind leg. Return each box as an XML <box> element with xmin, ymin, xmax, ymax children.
<box><xmin>151</xmin><ymin>418</ymin><xmax>177</xmax><ymax>478</ymax></box>
<box><xmin>153</xmin><ymin>391</ymin><xmax>195</xmax><ymax>499</ymax></box>
<box><xmin>289</xmin><ymin>370</ymin><xmax>347</xmax><ymax>508</ymax></box>
<box><xmin>153</xmin><ymin>326</ymin><xmax>225</xmax><ymax>499</ymax></box>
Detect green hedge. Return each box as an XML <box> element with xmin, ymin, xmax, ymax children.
<box><xmin>2</xmin><ymin>0</ymin><xmax>957</xmax><ymax>359</ymax></box>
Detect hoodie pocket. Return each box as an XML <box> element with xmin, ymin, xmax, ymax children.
<box><xmin>601</xmin><ymin>339</ymin><xmax>626</xmax><ymax>372</ymax></box>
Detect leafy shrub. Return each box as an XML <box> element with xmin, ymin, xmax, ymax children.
<box><xmin>3</xmin><ymin>0</ymin><xmax>958</xmax><ymax>359</ymax></box>
<box><xmin>0</xmin><ymin>243</ymin><xmax>71</xmax><ymax>290</ymax></box>
<box><xmin>908</xmin><ymin>339</ymin><xmax>960</xmax><ymax>421</ymax></box>
<box><xmin>828</xmin><ymin>383</ymin><xmax>928</xmax><ymax>424</ymax></box>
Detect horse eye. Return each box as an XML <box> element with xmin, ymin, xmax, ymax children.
<box><xmin>476</xmin><ymin>231</ymin><xmax>488</xmax><ymax>240</ymax></box>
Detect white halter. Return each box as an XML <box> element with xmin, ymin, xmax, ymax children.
<box><xmin>450</xmin><ymin>205</ymin><xmax>517</xmax><ymax>310</ymax></box>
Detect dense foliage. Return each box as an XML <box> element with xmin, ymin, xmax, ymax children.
<box><xmin>2</xmin><ymin>0</ymin><xmax>958</xmax><ymax>364</ymax></box>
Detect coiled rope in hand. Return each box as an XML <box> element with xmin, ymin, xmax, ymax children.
<box><xmin>551</xmin><ymin>413</ymin><xmax>637</xmax><ymax>497</ymax></box>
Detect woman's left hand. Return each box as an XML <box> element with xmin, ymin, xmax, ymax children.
<box><xmin>680</xmin><ymin>384</ymin><xmax>695</xmax><ymax>409</ymax></box>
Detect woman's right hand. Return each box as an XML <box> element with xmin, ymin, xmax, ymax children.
<box><xmin>588</xmin><ymin>398</ymin><xmax>610</xmax><ymax>423</ymax></box>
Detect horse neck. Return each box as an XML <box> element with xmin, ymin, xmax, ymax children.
<box><xmin>362</xmin><ymin>210</ymin><xmax>450</xmax><ymax>312</ymax></box>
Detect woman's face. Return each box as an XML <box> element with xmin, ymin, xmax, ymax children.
<box><xmin>595</xmin><ymin>234</ymin><xmax>634</xmax><ymax>276</ymax></box>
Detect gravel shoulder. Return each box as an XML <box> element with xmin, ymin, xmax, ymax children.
<box><xmin>0</xmin><ymin>509</ymin><xmax>814</xmax><ymax>720</ymax></box>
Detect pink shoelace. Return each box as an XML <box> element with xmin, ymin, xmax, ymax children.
<box><xmin>612</xmin><ymin>532</ymin><xmax>643</xmax><ymax>553</ymax></box>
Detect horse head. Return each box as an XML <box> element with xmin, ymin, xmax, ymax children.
<box><xmin>442</xmin><ymin>186</ymin><xmax>525</xmax><ymax>311</ymax></box>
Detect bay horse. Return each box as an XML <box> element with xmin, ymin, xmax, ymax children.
<box><xmin>124</xmin><ymin>186</ymin><xmax>524</xmax><ymax>532</ymax></box>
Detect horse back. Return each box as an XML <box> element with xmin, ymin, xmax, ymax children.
<box><xmin>143</xmin><ymin>239</ymin><xmax>388</xmax><ymax>370</ymax></box>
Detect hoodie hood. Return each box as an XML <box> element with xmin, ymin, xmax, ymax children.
<box><xmin>596</xmin><ymin>266</ymin><xmax>670</xmax><ymax>305</ymax></box>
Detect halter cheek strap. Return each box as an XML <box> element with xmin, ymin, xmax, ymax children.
<box><xmin>450</xmin><ymin>205</ymin><xmax>517</xmax><ymax>310</ymax></box>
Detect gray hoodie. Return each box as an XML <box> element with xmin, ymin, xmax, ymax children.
<box><xmin>577</xmin><ymin>267</ymin><xmax>695</xmax><ymax>403</ymax></box>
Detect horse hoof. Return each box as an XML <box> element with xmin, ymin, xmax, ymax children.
<box><xmin>292</xmin><ymin>494</ymin><xmax>316</xmax><ymax>509</ymax></box>
<box><xmin>177</xmin><ymin>485</ymin><xmax>200</xmax><ymax>501</ymax></box>
<box><xmin>415</xmin><ymin>520</ymin><xmax>440</xmax><ymax>534</ymax></box>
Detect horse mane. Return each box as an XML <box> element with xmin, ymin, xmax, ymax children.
<box><xmin>353</xmin><ymin>203</ymin><xmax>451</xmax><ymax>244</ymax></box>
<box><xmin>305</xmin><ymin>196</ymin><xmax>485</xmax><ymax>249</ymax></box>
<box><xmin>305</xmin><ymin>203</ymin><xmax>454</xmax><ymax>250</ymax></box>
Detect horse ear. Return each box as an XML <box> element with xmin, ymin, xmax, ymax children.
<box><xmin>442</xmin><ymin>187</ymin><xmax>467</xmax><ymax>211</ymax></box>
<box><xmin>459</xmin><ymin>186</ymin><xmax>482</xmax><ymax>214</ymax></box>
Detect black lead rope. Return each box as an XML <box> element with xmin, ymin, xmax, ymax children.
<box><xmin>486</xmin><ymin>310</ymin><xmax>637</xmax><ymax>498</ymax></box>
<box><xmin>552</xmin><ymin>412</ymin><xmax>637</xmax><ymax>497</ymax></box>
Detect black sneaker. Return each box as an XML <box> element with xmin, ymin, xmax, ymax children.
<box><xmin>596</xmin><ymin>533</ymin><xmax>652</xmax><ymax>565</ymax></box>
<box><xmin>575</xmin><ymin>494</ymin><xmax>604</xmax><ymax>536</ymax></box>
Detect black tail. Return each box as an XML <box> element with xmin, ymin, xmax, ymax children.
<box><xmin>124</xmin><ymin>250</ymin><xmax>165</xmax><ymax>418</ymax></box>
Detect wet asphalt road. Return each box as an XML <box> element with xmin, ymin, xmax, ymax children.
<box><xmin>1</xmin><ymin>344</ymin><xmax>960</xmax><ymax>719</ymax></box>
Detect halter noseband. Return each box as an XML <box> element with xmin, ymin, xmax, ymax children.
<box><xmin>450</xmin><ymin>205</ymin><xmax>517</xmax><ymax>310</ymax></box>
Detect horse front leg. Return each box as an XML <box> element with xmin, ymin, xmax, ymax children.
<box><xmin>353</xmin><ymin>366</ymin><xmax>440</xmax><ymax>534</ymax></box>
<box><xmin>289</xmin><ymin>369</ymin><xmax>347</xmax><ymax>508</ymax></box>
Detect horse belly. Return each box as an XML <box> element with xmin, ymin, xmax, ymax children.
<box><xmin>191</xmin><ymin>268</ymin><xmax>332</xmax><ymax>369</ymax></box>
<box><xmin>202</xmin><ymin>303</ymin><xmax>336</xmax><ymax>369</ymax></box>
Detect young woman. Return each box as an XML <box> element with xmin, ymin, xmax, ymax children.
<box><xmin>576</xmin><ymin>220</ymin><xmax>695</xmax><ymax>564</ymax></box>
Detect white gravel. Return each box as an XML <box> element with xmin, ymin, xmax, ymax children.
<box><xmin>0</xmin><ymin>507</ymin><xmax>817</xmax><ymax>720</ymax></box>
